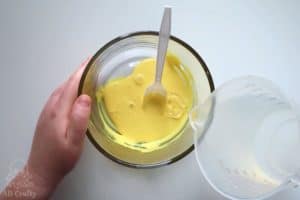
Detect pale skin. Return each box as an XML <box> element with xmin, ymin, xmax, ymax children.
<box><xmin>0</xmin><ymin>58</ymin><xmax>92</xmax><ymax>200</ymax></box>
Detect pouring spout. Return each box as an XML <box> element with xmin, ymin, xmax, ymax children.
<box><xmin>189</xmin><ymin>95</ymin><xmax>215</xmax><ymax>142</ymax></box>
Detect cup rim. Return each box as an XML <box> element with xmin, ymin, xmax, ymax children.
<box><xmin>78</xmin><ymin>30</ymin><xmax>215</xmax><ymax>168</ymax></box>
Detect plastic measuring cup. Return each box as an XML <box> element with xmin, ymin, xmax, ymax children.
<box><xmin>190</xmin><ymin>76</ymin><xmax>300</xmax><ymax>200</ymax></box>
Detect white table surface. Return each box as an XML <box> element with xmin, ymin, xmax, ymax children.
<box><xmin>0</xmin><ymin>0</ymin><xmax>300</xmax><ymax>199</ymax></box>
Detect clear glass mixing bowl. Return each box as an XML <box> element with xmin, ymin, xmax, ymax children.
<box><xmin>78</xmin><ymin>31</ymin><xmax>214</xmax><ymax>168</ymax></box>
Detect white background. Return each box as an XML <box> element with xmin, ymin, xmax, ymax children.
<box><xmin>0</xmin><ymin>0</ymin><xmax>299</xmax><ymax>199</ymax></box>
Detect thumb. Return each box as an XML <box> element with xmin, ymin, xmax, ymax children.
<box><xmin>67</xmin><ymin>95</ymin><xmax>91</xmax><ymax>146</ymax></box>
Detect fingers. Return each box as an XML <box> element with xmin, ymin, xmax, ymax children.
<box><xmin>67</xmin><ymin>95</ymin><xmax>91</xmax><ymax>146</ymax></box>
<box><xmin>42</xmin><ymin>81</ymin><xmax>66</xmax><ymax>115</ymax></box>
<box><xmin>57</xmin><ymin>57</ymin><xmax>90</xmax><ymax>117</ymax></box>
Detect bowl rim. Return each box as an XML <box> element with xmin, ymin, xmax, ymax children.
<box><xmin>78</xmin><ymin>30</ymin><xmax>215</xmax><ymax>168</ymax></box>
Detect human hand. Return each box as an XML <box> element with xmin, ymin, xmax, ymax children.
<box><xmin>0</xmin><ymin>58</ymin><xmax>92</xmax><ymax>199</ymax></box>
<box><xmin>27</xmin><ymin>58</ymin><xmax>91</xmax><ymax>194</ymax></box>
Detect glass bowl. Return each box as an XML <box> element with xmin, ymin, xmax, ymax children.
<box><xmin>78</xmin><ymin>31</ymin><xmax>214</xmax><ymax>168</ymax></box>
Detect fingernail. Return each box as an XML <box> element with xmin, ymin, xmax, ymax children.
<box><xmin>78</xmin><ymin>95</ymin><xmax>91</xmax><ymax>107</ymax></box>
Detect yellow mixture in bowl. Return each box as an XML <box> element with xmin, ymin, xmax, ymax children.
<box><xmin>96</xmin><ymin>54</ymin><xmax>194</xmax><ymax>152</ymax></box>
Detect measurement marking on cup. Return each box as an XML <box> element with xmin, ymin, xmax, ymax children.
<box><xmin>242</xmin><ymin>170</ymin><xmax>248</xmax><ymax>176</ymax></box>
<box><xmin>234</xmin><ymin>169</ymin><xmax>240</xmax><ymax>175</ymax></box>
<box><xmin>225</xmin><ymin>168</ymin><xmax>231</xmax><ymax>174</ymax></box>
